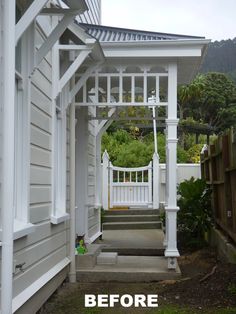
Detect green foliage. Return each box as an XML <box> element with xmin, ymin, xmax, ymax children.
<box><xmin>177</xmin><ymin>178</ymin><xmax>212</xmax><ymax>247</ymax></box>
<box><xmin>192</xmin><ymin>72</ymin><xmax>236</xmax><ymax>129</ymax></box>
<box><xmin>178</xmin><ymin>72</ymin><xmax>236</xmax><ymax>133</ymax></box>
<box><xmin>114</xmin><ymin>140</ymin><xmax>153</xmax><ymax>167</ymax></box>
<box><xmin>228</xmin><ymin>283</ymin><xmax>236</xmax><ymax>296</ymax></box>
<box><xmin>187</xmin><ymin>144</ymin><xmax>204</xmax><ymax>163</ymax></box>
<box><xmin>102</xmin><ymin>130</ymin><xmax>192</xmax><ymax>167</ymax></box>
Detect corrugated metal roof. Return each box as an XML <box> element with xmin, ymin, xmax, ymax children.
<box><xmin>79</xmin><ymin>23</ymin><xmax>205</xmax><ymax>42</ymax></box>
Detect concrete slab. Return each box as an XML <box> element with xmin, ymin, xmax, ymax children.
<box><xmin>96</xmin><ymin>229</ymin><xmax>165</xmax><ymax>256</ymax></box>
<box><xmin>77</xmin><ymin>256</ymin><xmax>181</xmax><ymax>282</ymax></box>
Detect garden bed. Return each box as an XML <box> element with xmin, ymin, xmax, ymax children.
<box><xmin>41</xmin><ymin>248</ymin><xmax>236</xmax><ymax>314</ymax></box>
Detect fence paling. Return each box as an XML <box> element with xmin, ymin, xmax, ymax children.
<box><xmin>201</xmin><ymin>128</ymin><xmax>236</xmax><ymax>244</ymax></box>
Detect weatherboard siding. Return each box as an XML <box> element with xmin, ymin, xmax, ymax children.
<box><xmin>10</xmin><ymin>18</ymin><xmax>69</xmax><ymax>303</ymax></box>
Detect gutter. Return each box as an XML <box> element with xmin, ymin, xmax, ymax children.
<box><xmin>100</xmin><ymin>39</ymin><xmax>211</xmax><ymax>48</ymax></box>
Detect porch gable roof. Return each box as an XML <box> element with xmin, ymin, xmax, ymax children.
<box><xmin>79</xmin><ymin>23</ymin><xmax>205</xmax><ymax>43</ymax></box>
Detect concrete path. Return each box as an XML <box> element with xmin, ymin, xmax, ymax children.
<box><xmin>96</xmin><ymin>229</ymin><xmax>165</xmax><ymax>256</ymax></box>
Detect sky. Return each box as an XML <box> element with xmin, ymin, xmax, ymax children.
<box><xmin>101</xmin><ymin>0</ymin><xmax>236</xmax><ymax>41</ymax></box>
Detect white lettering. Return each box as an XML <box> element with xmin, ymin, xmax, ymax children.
<box><xmin>147</xmin><ymin>295</ymin><xmax>158</xmax><ymax>307</ymax></box>
<box><xmin>85</xmin><ymin>294</ymin><xmax>158</xmax><ymax>308</ymax></box>
<box><xmin>120</xmin><ymin>294</ymin><xmax>133</xmax><ymax>307</ymax></box>
<box><xmin>85</xmin><ymin>295</ymin><xmax>96</xmax><ymax>307</ymax></box>
<box><xmin>98</xmin><ymin>294</ymin><xmax>109</xmax><ymax>307</ymax></box>
<box><xmin>109</xmin><ymin>294</ymin><xmax>120</xmax><ymax>307</ymax></box>
<box><xmin>134</xmin><ymin>294</ymin><xmax>147</xmax><ymax>307</ymax></box>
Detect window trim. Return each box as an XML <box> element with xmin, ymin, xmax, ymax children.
<box><xmin>51</xmin><ymin>93</ymin><xmax>69</xmax><ymax>224</ymax></box>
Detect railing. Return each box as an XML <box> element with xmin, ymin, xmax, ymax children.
<box><xmin>201</xmin><ymin>128</ymin><xmax>236</xmax><ymax>244</ymax></box>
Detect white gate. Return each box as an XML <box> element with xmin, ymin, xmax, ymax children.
<box><xmin>102</xmin><ymin>151</ymin><xmax>159</xmax><ymax>209</ymax></box>
<box><xmin>110</xmin><ymin>162</ymin><xmax>153</xmax><ymax>208</ymax></box>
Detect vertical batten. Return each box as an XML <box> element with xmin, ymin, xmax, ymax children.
<box><xmin>69</xmin><ymin>102</ymin><xmax>76</xmax><ymax>283</ymax></box>
<box><xmin>131</xmin><ymin>75</ymin><xmax>135</xmax><ymax>103</ymax></box>
<box><xmin>119</xmin><ymin>69</ymin><xmax>123</xmax><ymax>103</ymax></box>
<box><xmin>51</xmin><ymin>16</ymin><xmax>59</xmax><ymax>217</ymax></box>
<box><xmin>107</xmin><ymin>75</ymin><xmax>111</xmax><ymax>103</ymax></box>
<box><xmin>156</xmin><ymin>75</ymin><xmax>160</xmax><ymax>102</ymax></box>
<box><xmin>143</xmin><ymin>70</ymin><xmax>147</xmax><ymax>103</ymax></box>
<box><xmin>1</xmin><ymin>1</ymin><xmax>16</xmax><ymax>312</ymax></box>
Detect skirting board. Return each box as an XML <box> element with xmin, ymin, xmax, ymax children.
<box><xmin>13</xmin><ymin>257</ymin><xmax>70</xmax><ymax>313</ymax></box>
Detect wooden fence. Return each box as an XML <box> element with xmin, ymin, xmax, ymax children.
<box><xmin>201</xmin><ymin>128</ymin><xmax>236</xmax><ymax>244</ymax></box>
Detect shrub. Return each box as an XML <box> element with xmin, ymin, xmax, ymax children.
<box><xmin>177</xmin><ymin>177</ymin><xmax>212</xmax><ymax>248</ymax></box>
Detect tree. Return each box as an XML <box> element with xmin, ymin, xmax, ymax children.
<box><xmin>192</xmin><ymin>72</ymin><xmax>236</xmax><ymax>129</ymax></box>
<box><xmin>177</xmin><ymin>82</ymin><xmax>204</xmax><ymax>120</ymax></box>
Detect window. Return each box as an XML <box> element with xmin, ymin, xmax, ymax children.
<box><xmin>12</xmin><ymin>78</ymin><xmax>35</xmax><ymax>239</ymax></box>
<box><xmin>51</xmin><ymin>95</ymin><xmax>69</xmax><ymax>224</ymax></box>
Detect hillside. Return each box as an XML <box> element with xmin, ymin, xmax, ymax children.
<box><xmin>200</xmin><ymin>38</ymin><xmax>236</xmax><ymax>82</ymax></box>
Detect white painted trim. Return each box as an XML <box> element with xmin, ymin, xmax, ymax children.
<box><xmin>36</xmin><ymin>13</ymin><xmax>76</xmax><ymax>67</ymax></box>
<box><xmin>69</xmin><ymin>102</ymin><xmax>76</xmax><ymax>283</ymax></box>
<box><xmin>0</xmin><ymin>221</ymin><xmax>36</xmax><ymax>241</ymax></box>
<box><xmin>104</xmin><ymin>38</ymin><xmax>211</xmax><ymax>46</ymax></box>
<box><xmin>15</xmin><ymin>0</ymin><xmax>49</xmax><ymax>44</ymax></box>
<box><xmin>75</xmin><ymin>102</ymin><xmax>168</xmax><ymax>107</ymax></box>
<box><xmin>12</xmin><ymin>257</ymin><xmax>71</xmax><ymax>313</ymax></box>
<box><xmin>164</xmin><ymin>249</ymin><xmax>180</xmax><ymax>257</ymax></box>
<box><xmin>87</xmin><ymin>231</ymin><xmax>102</xmax><ymax>244</ymax></box>
<box><xmin>59</xmin><ymin>50</ymin><xmax>91</xmax><ymax>91</ymax></box>
<box><xmin>69</xmin><ymin>62</ymin><xmax>102</xmax><ymax>105</ymax></box>
<box><xmin>50</xmin><ymin>213</ymin><xmax>70</xmax><ymax>224</ymax></box>
<box><xmin>95</xmin><ymin>107</ymin><xmax>116</xmax><ymax>136</ymax></box>
<box><xmin>13</xmin><ymin>220</ymin><xmax>36</xmax><ymax>240</ymax></box>
<box><xmin>1</xmin><ymin>1</ymin><xmax>16</xmax><ymax>312</ymax></box>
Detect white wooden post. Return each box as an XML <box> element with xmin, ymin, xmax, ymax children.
<box><xmin>148</xmin><ymin>161</ymin><xmax>153</xmax><ymax>208</ymax></box>
<box><xmin>153</xmin><ymin>152</ymin><xmax>159</xmax><ymax>209</ymax></box>
<box><xmin>102</xmin><ymin>150</ymin><xmax>109</xmax><ymax>210</ymax></box>
<box><xmin>95</xmin><ymin>134</ymin><xmax>102</xmax><ymax>207</ymax></box>
<box><xmin>165</xmin><ymin>63</ymin><xmax>180</xmax><ymax>269</ymax></box>
<box><xmin>109</xmin><ymin>161</ymin><xmax>113</xmax><ymax>208</ymax></box>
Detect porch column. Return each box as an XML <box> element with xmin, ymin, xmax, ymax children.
<box><xmin>165</xmin><ymin>62</ymin><xmax>180</xmax><ymax>269</ymax></box>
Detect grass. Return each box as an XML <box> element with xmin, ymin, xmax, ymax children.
<box><xmin>43</xmin><ymin>291</ymin><xmax>236</xmax><ymax>314</ymax></box>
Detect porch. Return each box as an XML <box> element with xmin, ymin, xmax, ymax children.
<box><xmin>72</xmin><ymin>25</ymin><xmax>208</xmax><ymax>273</ymax></box>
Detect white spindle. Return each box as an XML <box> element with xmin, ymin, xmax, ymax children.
<box><xmin>148</xmin><ymin>161</ymin><xmax>152</xmax><ymax>207</ymax></box>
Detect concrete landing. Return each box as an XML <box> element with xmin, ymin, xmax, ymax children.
<box><xmin>97</xmin><ymin>229</ymin><xmax>165</xmax><ymax>256</ymax></box>
<box><xmin>77</xmin><ymin>256</ymin><xmax>181</xmax><ymax>282</ymax></box>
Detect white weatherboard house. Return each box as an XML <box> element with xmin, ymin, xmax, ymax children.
<box><xmin>0</xmin><ymin>0</ymin><xmax>209</xmax><ymax>313</ymax></box>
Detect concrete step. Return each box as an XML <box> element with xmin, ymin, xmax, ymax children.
<box><xmin>105</xmin><ymin>209</ymin><xmax>159</xmax><ymax>216</ymax></box>
<box><xmin>77</xmin><ymin>256</ymin><xmax>181</xmax><ymax>283</ymax></box>
<box><xmin>76</xmin><ymin>244</ymin><xmax>103</xmax><ymax>269</ymax></box>
<box><xmin>102</xmin><ymin>247</ymin><xmax>165</xmax><ymax>256</ymax></box>
<box><xmin>103</xmin><ymin>214</ymin><xmax>160</xmax><ymax>223</ymax></box>
<box><xmin>97</xmin><ymin>252</ymin><xmax>118</xmax><ymax>265</ymax></box>
<box><xmin>102</xmin><ymin>221</ymin><xmax>162</xmax><ymax>230</ymax></box>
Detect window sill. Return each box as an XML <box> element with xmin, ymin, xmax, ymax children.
<box><xmin>51</xmin><ymin>213</ymin><xmax>70</xmax><ymax>225</ymax></box>
<box><xmin>0</xmin><ymin>220</ymin><xmax>36</xmax><ymax>242</ymax></box>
